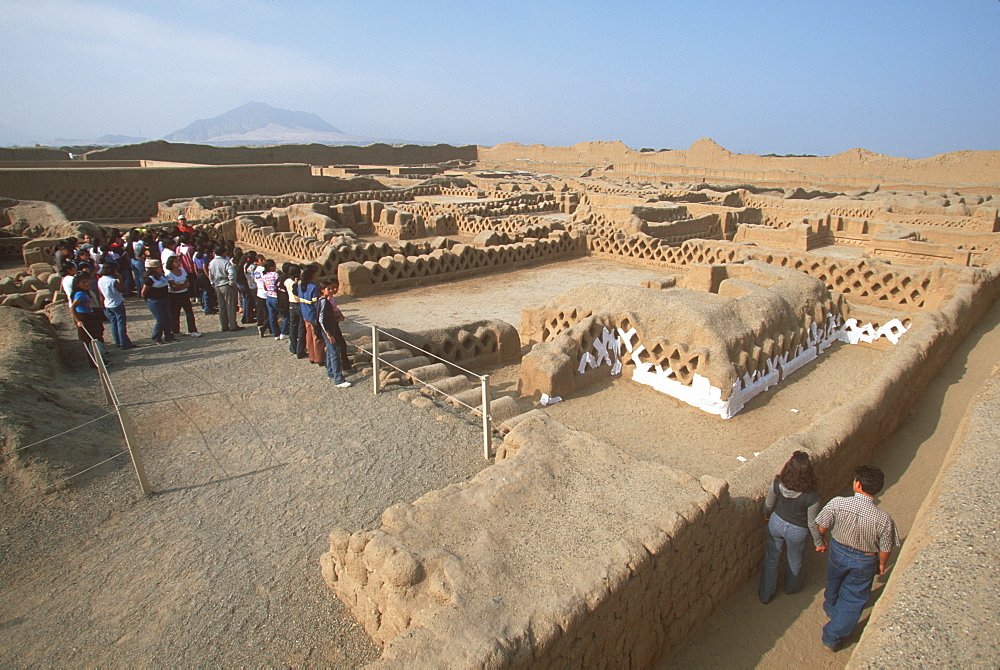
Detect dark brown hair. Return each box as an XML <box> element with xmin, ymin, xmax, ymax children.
<box><xmin>855</xmin><ymin>465</ymin><xmax>884</xmax><ymax>495</ymax></box>
<box><xmin>779</xmin><ymin>451</ymin><xmax>818</xmax><ymax>493</ymax></box>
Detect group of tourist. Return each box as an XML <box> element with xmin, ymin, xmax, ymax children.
<box><xmin>58</xmin><ymin>215</ymin><xmax>354</xmax><ymax>385</ymax></box>
<box><xmin>206</xmin><ymin>247</ymin><xmax>354</xmax><ymax>386</ymax></box>
<box><xmin>760</xmin><ymin>452</ymin><xmax>899</xmax><ymax>651</ymax></box>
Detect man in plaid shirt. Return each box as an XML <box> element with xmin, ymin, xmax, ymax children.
<box><xmin>816</xmin><ymin>465</ymin><xmax>900</xmax><ymax>651</ymax></box>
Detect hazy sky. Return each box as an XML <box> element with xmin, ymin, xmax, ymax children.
<box><xmin>1</xmin><ymin>0</ymin><xmax>998</xmax><ymax>157</ymax></box>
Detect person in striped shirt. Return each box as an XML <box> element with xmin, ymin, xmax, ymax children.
<box><xmin>816</xmin><ymin>465</ymin><xmax>900</xmax><ymax>651</ymax></box>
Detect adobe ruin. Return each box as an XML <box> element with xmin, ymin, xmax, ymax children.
<box><xmin>1</xmin><ymin>139</ymin><xmax>998</xmax><ymax>665</ymax></box>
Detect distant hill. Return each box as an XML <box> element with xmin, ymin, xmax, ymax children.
<box><xmin>162</xmin><ymin>101</ymin><xmax>373</xmax><ymax>146</ymax></box>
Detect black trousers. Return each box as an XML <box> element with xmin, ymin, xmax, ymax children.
<box><xmin>169</xmin><ymin>292</ymin><xmax>197</xmax><ymax>334</ymax></box>
<box><xmin>331</xmin><ymin>321</ymin><xmax>351</xmax><ymax>368</ymax></box>
<box><xmin>256</xmin><ymin>295</ymin><xmax>270</xmax><ymax>332</ymax></box>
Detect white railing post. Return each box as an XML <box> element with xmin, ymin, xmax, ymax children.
<box><xmin>92</xmin><ymin>340</ymin><xmax>151</xmax><ymax>496</ymax></box>
<box><xmin>117</xmin><ymin>407</ymin><xmax>152</xmax><ymax>496</ymax></box>
<box><xmin>372</xmin><ymin>324</ymin><xmax>380</xmax><ymax>395</ymax></box>
<box><xmin>91</xmin><ymin>341</ymin><xmax>115</xmax><ymax>406</ymax></box>
<box><xmin>481</xmin><ymin>374</ymin><xmax>492</xmax><ymax>460</ymax></box>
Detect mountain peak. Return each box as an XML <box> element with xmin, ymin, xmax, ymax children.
<box><xmin>162</xmin><ymin>102</ymin><xmax>345</xmax><ymax>144</ymax></box>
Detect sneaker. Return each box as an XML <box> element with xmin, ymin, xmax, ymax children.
<box><xmin>190</xmin><ymin>332</ymin><xmax>203</xmax><ymax>338</ymax></box>
<box><xmin>258</xmin><ymin>325</ymin><xmax>266</xmax><ymax>338</ymax></box>
<box><xmin>335</xmin><ymin>381</ymin><xmax>352</xmax><ymax>388</ymax></box>
<box><xmin>274</xmin><ymin>336</ymin><xmax>281</xmax><ymax>341</ymax></box>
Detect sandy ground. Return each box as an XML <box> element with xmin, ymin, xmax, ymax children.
<box><xmin>0</xmin><ymin>300</ymin><xmax>487</xmax><ymax>666</ymax></box>
<box><xmin>340</xmin><ymin>256</ymin><xmax>677</xmax><ymax>331</ymax></box>
<box><xmin>664</xmin><ymin>296</ymin><xmax>1000</xmax><ymax>668</ymax></box>
<box><xmin>540</xmin><ymin>341</ymin><xmax>881</xmax><ymax>478</ymax></box>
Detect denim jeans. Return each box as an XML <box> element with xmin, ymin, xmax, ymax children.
<box><xmin>265</xmin><ymin>296</ymin><xmax>289</xmax><ymax>337</ymax></box>
<box><xmin>129</xmin><ymin>258</ymin><xmax>144</xmax><ymax>295</ymax></box>
<box><xmin>822</xmin><ymin>538</ymin><xmax>879</xmax><ymax>648</ymax></box>
<box><xmin>146</xmin><ymin>297</ymin><xmax>173</xmax><ymax>342</ymax></box>
<box><xmin>321</xmin><ymin>329</ymin><xmax>346</xmax><ymax>383</ymax></box>
<box><xmin>201</xmin><ymin>286</ymin><xmax>216</xmax><ymax>313</ymax></box>
<box><xmin>104</xmin><ymin>304</ymin><xmax>132</xmax><ymax>348</ymax></box>
<box><xmin>759</xmin><ymin>514</ymin><xmax>809</xmax><ymax>603</ymax></box>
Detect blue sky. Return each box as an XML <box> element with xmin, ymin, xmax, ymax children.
<box><xmin>1</xmin><ymin>0</ymin><xmax>997</xmax><ymax>157</ymax></box>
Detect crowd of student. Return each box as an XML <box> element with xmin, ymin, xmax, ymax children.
<box><xmin>58</xmin><ymin>215</ymin><xmax>353</xmax><ymax>385</ymax></box>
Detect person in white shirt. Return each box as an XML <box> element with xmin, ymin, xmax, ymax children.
<box><xmin>252</xmin><ymin>255</ymin><xmax>270</xmax><ymax>337</ymax></box>
<box><xmin>161</xmin><ymin>238</ymin><xmax>178</xmax><ymax>269</ymax></box>
<box><xmin>60</xmin><ymin>262</ymin><xmax>77</xmax><ymax>306</ymax></box>
<box><xmin>97</xmin><ymin>263</ymin><xmax>133</xmax><ymax>349</ymax></box>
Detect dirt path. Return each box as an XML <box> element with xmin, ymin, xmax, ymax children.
<box><xmin>0</xmin><ymin>301</ymin><xmax>488</xmax><ymax>666</ymax></box>
<box><xmin>665</xmin><ymin>297</ymin><xmax>1000</xmax><ymax>668</ymax></box>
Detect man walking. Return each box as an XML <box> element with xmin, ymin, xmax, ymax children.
<box><xmin>208</xmin><ymin>246</ymin><xmax>240</xmax><ymax>332</ymax></box>
<box><xmin>816</xmin><ymin>465</ymin><xmax>899</xmax><ymax>651</ymax></box>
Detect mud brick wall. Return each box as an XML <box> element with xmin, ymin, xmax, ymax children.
<box><xmin>200</xmin><ymin>186</ymin><xmax>444</xmax><ymax>213</ymax></box>
<box><xmin>83</xmin><ymin>141</ymin><xmax>478</xmax><ymax>166</ymax></box>
<box><xmin>233</xmin><ymin>215</ymin><xmax>438</xmax><ymax>274</ymax></box>
<box><xmin>337</xmin><ymin>232</ymin><xmax>587</xmax><ymax>297</ymax></box>
<box><xmin>0</xmin><ymin>164</ymin><xmax>317</xmax><ymax>221</ymax></box>
<box><xmin>587</xmin><ymin>236</ymin><xmax>976</xmax><ymax>312</ymax></box>
<box><xmin>380</xmin><ymin>319</ymin><xmax>521</xmax><ymax>370</ymax></box>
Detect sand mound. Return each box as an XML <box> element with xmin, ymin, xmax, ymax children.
<box><xmin>0</xmin><ymin>305</ymin><xmax>111</xmax><ymax>500</ymax></box>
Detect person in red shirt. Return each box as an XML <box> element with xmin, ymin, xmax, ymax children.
<box><xmin>176</xmin><ymin>214</ymin><xmax>195</xmax><ymax>235</ymax></box>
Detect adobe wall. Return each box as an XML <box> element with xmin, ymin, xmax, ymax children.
<box><xmin>337</xmin><ymin>232</ymin><xmax>587</xmax><ymax>297</ymax></box>
<box><xmin>0</xmin><ymin>147</ymin><xmax>70</xmax><ymax>162</ymax></box>
<box><xmin>586</xmin><ymin>236</ymin><xmax>970</xmax><ymax>312</ymax></box>
<box><xmin>320</xmin><ymin>259</ymin><xmax>1000</xmax><ymax>667</ymax></box>
<box><xmin>517</xmin><ymin>268</ymin><xmax>846</xmax><ymax>418</ymax></box>
<box><xmin>82</xmin><ymin>140</ymin><xmax>478</xmax><ymax>166</ymax></box>
<box><xmin>0</xmin><ymin>164</ymin><xmax>321</xmax><ymax>221</ymax></box>
<box><xmin>848</xmin><ymin>364</ymin><xmax>1000</xmax><ymax>668</ymax></box>
<box><xmin>478</xmin><ymin>140</ymin><xmax>1000</xmax><ymax>192</ymax></box>
<box><xmin>378</xmin><ymin>319</ymin><xmax>521</xmax><ymax>370</ymax></box>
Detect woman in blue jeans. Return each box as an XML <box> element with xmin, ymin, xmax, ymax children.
<box><xmin>759</xmin><ymin>451</ymin><xmax>823</xmax><ymax>604</ymax></box>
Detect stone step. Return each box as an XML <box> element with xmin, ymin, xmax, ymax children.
<box><xmin>391</xmin><ymin>356</ymin><xmax>432</xmax><ymax>373</ymax></box>
<box><xmin>449</xmin><ymin>387</ymin><xmax>484</xmax><ymax>410</ymax></box>
<box><xmin>487</xmin><ymin>395</ymin><xmax>522</xmax><ymax>425</ymax></box>
<box><xmin>379</xmin><ymin>348</ymin><xmax>416</xmax><ymax>364</ymax></box>
<box><xmin>354</xmin><ymin>338</ymin><xmax>399</xmax><ymax>353</ymax></box>
<box><xmin>421</xmin><ymin>374</ymin><xmax>474</xmax><ymax>398</ymax></box>
<box><xmin>405</xmin><ymin>362</ymin><xmax>452</xmax><ymax>385</ymax></box>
